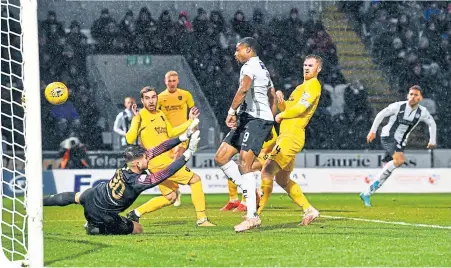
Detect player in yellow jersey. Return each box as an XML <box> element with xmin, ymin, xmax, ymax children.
<box><xmin>258</xmin><ymin>55</ymin><xmax>322</xmax><ymax>226</ymax></box>
<box><xmin>158</xmin><ymin>70</ymin><xmax>196</xmax><ymax>207</ymax></box>
<box><xmin>125</xmin><ymin>86</ymin><xmax>215</xmax><ymax>227</ymax></box>
<box><xmin>220</xmin><ymin>127</ymin><xmax>277</xmax><ymax>212</ymax></box>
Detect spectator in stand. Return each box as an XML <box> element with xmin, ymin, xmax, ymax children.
<box><xmin>50</xmin><ymin>95</ymin><xmax>81</xmax><ymax>141</ymax></box>
<box><xmin>146</xmin><ymin>21</ymin><xmax>163</xmax><ymax>54</ymax></box>
<box><xmin>66</xmin><ymin>21</ymin><xmax>88</xmax><ymax>50</ymax></box>
<box><xmin>285</xmin><ymin>8</ymin><xmax>303</xmax><ymax>33</ymax></box>
<box><xmin>91</xmin><ymin>9</ymin><xmax>117</xmax><ymax>52</ymax></box>
<box><xmin>193</xmin><ymin>8</ymin><xmax>209</xmax><ymax>36</ymax></box>
<box><xmin>57</xmin><ymin>136</ymin><xmax>89</xmax><ymax>169</ymax></box>
<box><xmin>76</xmin><ymin>88</ymin><xmax>103</xmax><ymax>149</ymax></box>
<box><xmin>177</xmin><ymin>11</ymin><xmax>193</xmax><ymax>32</ymax></box>
<box><xmin>344</xmin><ymin>80</ymin><xmax>368</xmax><ymax>119</ymax></box>
<box><xmin>323</xmin><ymin>79</ymin><xmax>348</xmax><ymax>117</ymax></box>
<box><xmin>231</xmin><ymin>10</ymin><xmax>252</xmax><ymax>37</ymax></box>
<box><xmin>119</xmin><ymin>10</ymin><xmax>136</xmax><ymax>42</ymax></box>
<box><xmin>136</xmin><ymin>7</ymin><xmax>156</xmax><ymax>36</ymax></box>
<box><xmin>41</xmin><ymin>11</ymin><xmax>65</xmax><ymax>40</ymax></box>
<box><xmin>210</xmin><ymin>10</ymin><xmax>225</xmax><ymax>35</ymax></box>
<box><xmin>114</xmin><ymin>97</ymin><xmax>137</xmax><ymax>148</ymax></box>
<box><xmin>219</xmin><ymin>25</ymin><xmax>240</xmax><ymax>55</ymax></box>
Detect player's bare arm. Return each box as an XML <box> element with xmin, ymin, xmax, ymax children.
<box><xmin>268</xmin><ymin>87</ymin><xmax>277</xmax><ymax>117</ymax></box>
<box><xmin>275</xmin><ymin>90</ymin><xmax>286</xmax><ymax>111</ymax></box>
<box><xmin>226</xmin><ymin>74</ymin><xmax>253</xmax><ymax>128</ymax></box>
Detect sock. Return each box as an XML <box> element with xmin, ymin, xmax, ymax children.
<box><xmin>257</xmin><ymin>179</ymin><xmax>273</xmax><ymax>214</ymax></box>
<box><xmin>190</xmin><ymin>180</ymin><xmax>207</xmax><ymax>220</ymax></box>
<box><xmin>241</xmin><ymin>173</ymin><xmax>257</xmax><ymax>218</ymax></box>
<box><xmin>228</xmin><ymin>179</ymin><xmax>239</xmax><ymax>201</ymax></box>
<box><xmin>283</xmin><ymin>179</ymin><xmax>311</xmax><ymax>211</ymax></box>
<box><xmin>135</xmin><ymin>196</ymin><xmax>172</xmax><ymax>216</ymax></box>
<box><xmin>43</xmin><ymin>192</ymin><xmax>76</xmax><ymax>206</ymax></box>
<box><xmin>220</xmin><ymin>160</ymin><xmax>242</xmax><ymax>187</ymax></box>
<box><xmin>240</xmin><ymin>194</ymin><xmax>246</xmax><ymax>205</ymax></box>
<box><xmin>364</xmin><ymin>160</ymin><xmax>397</xmax><ymax>195</ymax></box>
<box><xmin>134</xmin><ymin>209</ymin><xmax>141</xmax><ymax>217</ymax></box>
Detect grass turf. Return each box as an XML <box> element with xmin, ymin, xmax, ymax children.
<box><xmin>3</xmin><ymin>193</ymin><xmax>451</xmax><ymax>266</ymax></box>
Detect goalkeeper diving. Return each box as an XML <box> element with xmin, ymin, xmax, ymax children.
<box><xmin>42</xmin><ymin>128</ymin><xmax>201</xmax><ymax>235</ymax></box>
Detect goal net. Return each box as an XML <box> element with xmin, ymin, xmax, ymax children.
<box><xmin>1</xmin><ymin>0</ymin><xmax>43</xmax><ymax>267</ymax></box>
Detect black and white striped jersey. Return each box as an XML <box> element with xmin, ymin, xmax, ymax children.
<box><xmin>370</xmin><ymin>101</ymin><xmax>436</xmax><ymax>146</ymax></box>
<box><xmin>238</xmin><ymin>56</ymin><xmax>274</xmax><ymax>121</ymax></box>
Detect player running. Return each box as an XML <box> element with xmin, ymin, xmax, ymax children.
<box><xmin>220</xmin><ymin>127</ymin><xmax>277</xmax><ymax>212</ymax></box>
<box><xmin>360</xmin><ymin>85</ymin><xmax>436</xmax><ymax>206</ymax></box>
<box><xmin>42</xmin><ymin>132</ymin><xmax>200</xmax><ymax>235</ymax></box>
<box><xmin>158</xmin><ymin>70</ymin><xmax>197</xmax><ymax>207</ymax></box>
<box><xmin>214</xmin><ymin>37</ymin><xmax>277</xmax><ymax>232</ymax></box>
<box><xmin>125</xmin><ymin>86</ymin><xmax>215</xmax><ymax>227</ymax></box>
<box><xmin>258</xmin><ymin>55</ymin><xmax>323</xmax><ymax>226</ymax></box>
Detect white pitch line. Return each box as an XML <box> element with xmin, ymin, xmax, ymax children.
<box><xmin>322</xmin><ymin>215</ymin><xmax>451</xmax><ymax>230</ymax></box>
<box><xmin>45</xmin><ymin>215</ymin><xmax>451</xmax><ymax>230</ymax></box>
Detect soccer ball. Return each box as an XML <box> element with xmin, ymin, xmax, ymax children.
<box><xmin>45</xmin><ymin>82</ymin><xmax>69</xmax><ymax>105</ymax></box>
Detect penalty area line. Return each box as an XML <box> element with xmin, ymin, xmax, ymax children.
<box><xmin>322</xmin><ymin>215</ymin><xmax>451</xmax><ymax>230</ymax></box>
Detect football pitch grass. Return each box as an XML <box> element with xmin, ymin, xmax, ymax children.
<box><xmin>7</xmin><ymin>193</ymin><xmax>451</xmax><ymax>266</ymax></box>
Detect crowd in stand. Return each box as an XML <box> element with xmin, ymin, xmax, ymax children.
<box><xmin>35</xmin><ymin>7</ymin><xmax>376</xmax><ymax>151</ymax></box>
<box><xmin>341</xmin><ymin>1</ymin><xmax>451</xmax><ymax>148</ymax></box>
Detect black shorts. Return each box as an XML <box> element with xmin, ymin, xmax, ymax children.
<box><xmin>381</xmin><ymin>136</ymin><xmax>405</xmax><ymax>163</ymax></box>
<box><xmin>79</xmin><ymin>188</ymin><xmax>134</xmax><ymax>235</ymax></box>
<box><xmin>223</xmin><ymin>113</ymin><xmax>274</xmax><ymax>155</ymax></box>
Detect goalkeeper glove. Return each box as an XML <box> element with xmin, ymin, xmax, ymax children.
<box><xmin>183</xmin><ymin>130</ymin><xmax>200</xmax><ymax>161</ymax></box>
<box><xmin>179</xmin><ymin>118</ymin><xmax>200</xmax><ymax>141</ymax></box>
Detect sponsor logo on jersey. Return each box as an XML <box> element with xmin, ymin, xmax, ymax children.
<box><xmin>154</xmin><ymin>126</ymin><xmax>168</xmax><ymax>134</ymax></box>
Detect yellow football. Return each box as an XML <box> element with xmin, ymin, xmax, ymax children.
<box><xmin>44</xmin><ymin>82</ymin><xmax>69</xmax><ymax>105</ymax></box>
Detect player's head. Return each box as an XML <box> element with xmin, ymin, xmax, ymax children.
<box><xmin>235</xmin><ymin>37</ymin><xmax>259</xmax><ymax>63</ymax></box>
<box><xmin>140</xmin><ymin>86</ymin><xmax>158</xmax><ymax>112</ymax></box>
<box><xmin>124</xmin><ymin>145</ymin><xmax>148</xmax><ymax>171</ymax></box>
<box><xmin>303</xmin><ymin>54</ymin><xmax>322</xmax><ymax>80</ymax></box>
<box><xmin>165</xmin><ymin>71</ymin><xmax>179</xmax><ymax>92</ymax></box>
<box><xmin>124</xmin><ymin>96</ymin><xmax>135</xmax><ymax>110</ymax></box>
<box><xmin>407</xmin><ymin>85</ymin><xmax>423</xmax><ymax>106</ymax></box>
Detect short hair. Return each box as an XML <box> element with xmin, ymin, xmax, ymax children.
<box><xmin>165</xmin><ymin>70</ymin><xmax>179</xmax><ymax>80</ymax></box>
<box><xmin>238</xmin><ymin>37</ymin><xmax>260</xmax><ymax>55</ymax></box>
<box><xmin>305</xmin><ymin>54</ymin><xmax>323</xmax><ymax>68</ymax></box>
<box><xmin>123</xmin><ymin>145</ymin><xmax>146</xmax><ymax>162</ymax></box>
<box><xmin>409</xmin><ymin>85</ymin><xmax>423</xmax><ymax>95</ymax></box>
<box><xmin>140</xmin><ymin>86</ymin><xmax>157</xmax><ymax>98</ymax></box>
<box><xmin>124</xmin><ymin>96</ymin><xmax>135</xmax><ymax>102</ymax></box>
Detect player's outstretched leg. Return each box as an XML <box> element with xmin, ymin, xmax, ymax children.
<box><xmin>43</xmin><ymin>192</ymin><xmax>79</xmax><ymax>206</ymax></box>
<box><xmin>220</xmin><ymin>179</ymin><xmax>241</xmax><ymax>211</ymax></box>
<box><xmin>360</xmin><ymin>159</ymin><xmax>399</xmax><ymax>207</ymax></box>
<box><xmin>275</xmin><ymin>170</ymin><xmax>319</xmax><ymax>226</ymax></box>
<box><xmin>127</xmin><ymin>194</ymin><xmax>173</xmax><ymax>222</ymax></box>
<box><xmin>189</xmin><ymin>174</ymin><xmax>216</xmax><ymax>227</ymax></box>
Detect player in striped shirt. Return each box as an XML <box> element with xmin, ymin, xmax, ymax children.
<box><xmin>360</xmin><ymin>85</ymin><xmax>437</xmax><ymax>206</ymax></box>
